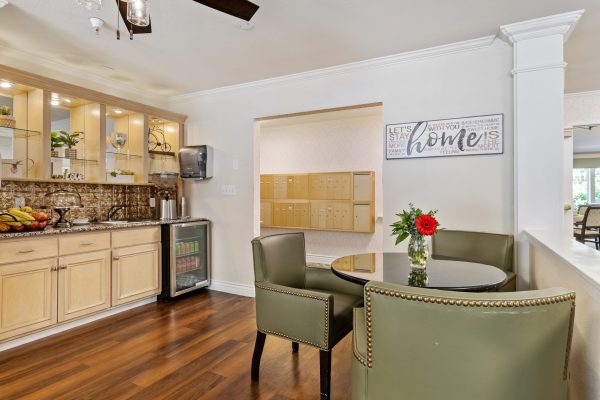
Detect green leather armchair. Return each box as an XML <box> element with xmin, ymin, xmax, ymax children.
<box><xmin>432</xmin><ymin>229</ymin><xmax>516</xmax><ymax>291</ymax></box>
<box><xmin>352</xmin><ymin>281</ymin><xmax>576</xmax><ymax>400</ymax></box>
<box><xmin>251</xmin><ymin>232</ymin><xmax>364</xmax><ymax>400</ymax></box>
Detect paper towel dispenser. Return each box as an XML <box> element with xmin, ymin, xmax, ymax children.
<box><xmin>179</xmin><ymin>145</ymin><xmax>213</xmax><ymax>180</ymax></box>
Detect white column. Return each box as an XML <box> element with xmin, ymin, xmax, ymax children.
<box><xmin>500</xmin><ymin>10</ymin><xmax>584</xmax><ymax>289</ymax></box>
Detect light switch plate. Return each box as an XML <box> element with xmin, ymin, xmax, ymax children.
<box><xmin>221</xmin><ymin>185</ymin><xmax>237</xmax><ymax>196</ymax></box>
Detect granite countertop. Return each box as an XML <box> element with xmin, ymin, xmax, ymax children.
<box><xmin>0</xmin><ymin>217</ymin><xmax>208</xmax><ymax>240</ymax></box>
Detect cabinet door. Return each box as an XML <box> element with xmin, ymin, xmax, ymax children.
<box><xmin>58</xmin><ymin>250</ymin><xmax>111</xmax><ymax>322</ymax></box>
<box><xmin>309</xmin><ymin>174</ymin><xmax>326</xmax><ymax>199</ymax></box>
<box><xmin>353</xmin><ymin>173</ymin><xmax>373</xmax><ymax>202</ymax></box>
<box><xmin>281</xmin><ymin>203</ymin><xmax>293</xmax><ymax>227</ymax></box>
<box><xmin>260</xmin><ymin>175</ymin><xmax>274</xmax><ymax>199</ymax></box>
<box><xmin>273</xmin><ymin>175</ymin><xmax>288</xmax><ymax>199</ymax></box>
<box><xmin>112</xmin><ymin>243</ymin><xmax>161</xmax><ymax>306</ymax></box>
<box><xmin>290</xmin><ymin>175</ymin><xmax>309</xmax><ymax>199</ymax></box>
<box><xmin>0</xmin><ymin>258</ymin><xmax>57</xmax><ymax>341</ymax></box>
<box><xmin>260</xmin><ymin>201</ymin><xmax>273</xmax><ymax>226</ymax></box>
<box><xmin>336</xmin><ymin>173</ymin><xmax>352</xmax><ymax>200</ymax></box>
<box><xmin>333</xmin><ymin>202</ymin><xmax>353</xmax><ymax>230</ymax></box>
<box><xmin>273</xmin><ymin>202</ymin><xmax>282</xmax><ymax>226</ymax></box>
<box><xmin>292</xmin><ymin>203</ymin><xmax>310</xmax><ymax>228</ymax></box>
<box><xmin>310</xmin><ymin>201</ymin><xmax>327</xmax><ymax>229</ymax></box>
<box><xmin>354</xmin><ymin>204</ymin><xmax>373</xmax><ymax>232</ymax></box>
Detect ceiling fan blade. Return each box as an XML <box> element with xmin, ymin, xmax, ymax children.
<box><xmin>192</xmin><ymin>0</ymin><xmax>259</xmax><ymax>21</ymax></box>
<box><xmin>116</xmin><ymin>0</ymin><xmax>152</xmax><ymax>34</ymax></box>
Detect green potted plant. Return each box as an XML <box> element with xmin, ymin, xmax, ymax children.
<box><xmin>57</xmin><ymin>130</ymin><xmax>82</xmax><ymax>159</ymax></box>
<box><xmin>0</xmin><ymin>105</ymin><xmax>16</xmax><ymax>128</ymax></box>
<box><xmin>107</xmin><ymin>169</ymin><xmax>135</xmax><ymax>183</ymax></box>
<box><xmin>50</xmin><ymin>131</ymin><xmax>64</xmax><ymax>157</ymax></box>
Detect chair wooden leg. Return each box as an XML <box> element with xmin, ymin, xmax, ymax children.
<box><xmin>292</xmin><ymin>342</ymin><xmax>299</xmax><ymax>353</ymax></box>
<box><xmin>251</xmin><ymin>331</ymin><xmax>266</xmax><ymax>381</ymax></box>
<box><xmin>320</xmin><ymin>349</ymin><xmax>331</xmax><ymax>400</ymax></box>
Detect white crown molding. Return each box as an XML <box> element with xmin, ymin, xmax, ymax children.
<box><xmin>512</xmin><ymin>62</ymin><xmax>567</xmax><ymax>75</ymax></box>
<box><xmin>0</xmin><ymin>43</ymin><xmax>167</xmax><ymax>107</ymax></box>
<box><xmin>500</xmin><ymin>9</ymin><xmax>585</xmax><ymax>44</ymax></box>
<box><xmin>171</xmin><ymin>35</ymin><xmax>497</xmax><ymax>101</ymax></box>
<box><xmin>565</xmin><ymin>89</ymin><xmax>600</xmax><ymax>100</ymax></box>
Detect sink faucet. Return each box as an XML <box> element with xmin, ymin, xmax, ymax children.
<box><xmin>107</xmin><ymin>205</ymin><xmax>124</xmax><ymax>221</ymax></box>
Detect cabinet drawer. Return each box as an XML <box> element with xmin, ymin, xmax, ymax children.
<box><xmin>112</xmin><ymin>227</ymin><xmax>161</xmax><ymax>248</ymax></box>
<box><xmin>0</xmin><ymin>237</ymin><xmax>58</xmax><ymax>265</ymax></box>
<box><xmin>59</xmin><ymin>232</ymin><xmax>111</xmax><ymax>255</ymax></box>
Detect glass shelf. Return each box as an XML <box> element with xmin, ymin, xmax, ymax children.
<box><xmin>0</xmin><ymin>126</ymin><xmax>42</xmax><ymax>139</ymax></box>
<box><xmin>106</xmin><ymin>151</ymin><xmax>143</xmax><ymax>159</ymax></box>
<box><xmin>51</xmin><ymin>156</ymin><xmax>98</xmax><ymax>164</ymax></box>
<box><xmin>149</xmin><ymin>150</ymin><xmax>175</xmax><ymax>157</ymax></box>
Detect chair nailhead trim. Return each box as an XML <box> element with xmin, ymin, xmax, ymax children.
<box><xmin>363</xmin><ymin>286</ymin><xmax>576</xmax><ymax>370</ymax></box>
<box><xmin>255</xmin><ymin>283</ymin><xmax>330</xmax><ymax>350</ymax></box>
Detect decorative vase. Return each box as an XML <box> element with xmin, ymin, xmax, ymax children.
<box><xmin>65</xmin><ymin>148</ymin><xmax>77</xmax><ymax>159</ymax></box>
<box><xmin>0</xmin><ymin>116</ymin><xmax>16</xmax><ymax>128</ymax></box>
<box><xmin>51</xmin><ymin>149</ymin><xmax>59</xmax><ymax>158</ymax></box>
<box><xmin>407</xmin><ymin>234</ymin><xmax>429</xmax><ymax>287</ymax></box>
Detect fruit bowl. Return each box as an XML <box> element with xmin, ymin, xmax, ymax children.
<box><xmin>0</xmin><ymin>208</ymin><xmax>50</xmax><ymax>233</ymax></box>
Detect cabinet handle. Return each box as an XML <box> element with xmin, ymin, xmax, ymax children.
<box><xmin>17</xmin><ymin>249</ymin><xmax>35</xmax><ymax>254</ymax></box>
<box><xmin>79</xmin><ymin>242</ymin><xmax>94</xmax><ymax>246</ymax></box>
<box><xmin>51</xmin><ymin>266</ymin><xmax>58</xmax><ymax>272</ymax></box>
<box><xmin>59</xmin><ymin>265</ymin><xmax>68</xmax><ymax>270</ymax></box>
<box><xmin>113</xmin><ymin>256</ymin><xmax>120</xmax><ymax>260</ymax></box>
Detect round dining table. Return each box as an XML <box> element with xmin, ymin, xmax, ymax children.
<box><xmin>331</xmin><ymin>252</ymin><xmax>507</xmax><ymax>292</ymax></box>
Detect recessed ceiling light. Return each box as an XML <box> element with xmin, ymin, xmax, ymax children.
<box><xmin>64</xmin><ymin>98</ymin><xmax>72</xmax><ymax>103</ymax></box>
<box><xmin>114</xmin><ymin>109</ymin><xmax>123</xmax><ymax>114</ymax></box>
<box><xmin>236</xmin><ymin>20</ymin><xmax>254</xmax><ymax>31</ymax></box>
<box><xmin>50</xmin><ymin>99</ymin><xmax>60</xmax><ymax>106</ymax></box>
<box><xmin>0</xmin><ymin>81</ymin><xmax>12</xmax><ymax>89</ymax></box>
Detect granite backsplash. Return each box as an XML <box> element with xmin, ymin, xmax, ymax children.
<box><xmin>0</xmin><ymin>179</ymin><xmax>167</xmax><ymax>223</ymax></box>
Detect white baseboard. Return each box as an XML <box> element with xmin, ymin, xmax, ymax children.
<box><xmin>209</xmin><ymin>279</ymin><xmax>255</xmax><ymax>297</ymax></box>
<box><xmin>306</xmin><ymin>253</ymin><xmax>336</xmax><ymax>265</ymax></box>
<box><xmin>0</xmin><ymin>297</ymin><xmax>157</xmax><ymax>352</ymax></box>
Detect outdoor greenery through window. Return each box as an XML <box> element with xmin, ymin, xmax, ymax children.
<box><xmin>573</xmin><ymin>168</ymin><xmax>600</xmax><ymax>209</ymax></box>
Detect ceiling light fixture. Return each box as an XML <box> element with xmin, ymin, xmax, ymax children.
<box><xmin>89</xmin><ymin>16</ymin><xmax>104</xmax><ymax>35</ymax></box>
<box><xmin>127</xmin><ymin>0</ymin><xmax>149</xmax><ymax>27</ymax></box>
<box><xmin>50</xmin><ymin>99</ymin><xmax>60</xmax><ymax>106</ymax></box>
<box><xmin>114</xmin><ymin>109</ymin><xmax>123</xmax><ymax>114</ymax></box>
<box><xmin>0</xmin><ymin>81</ymin><xmax>12</xmax><ymax>89</ymax></box>
<box><xmin>64</xmin><ymin>98</ymin><xmax>72</xmax><ymax>103</ymax></box>
<box><xmin>77</xmin><ymin>0</ymin><xmax>102</xmax><ymax>11</ymax></box>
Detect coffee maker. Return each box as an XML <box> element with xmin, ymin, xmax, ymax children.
<box><xmin>149</xmin><ymin>172</ymin><xmax>179</xmax><ymax>220</ymax></box>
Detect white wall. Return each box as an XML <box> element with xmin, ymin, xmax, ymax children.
<box><xmin>259</xmin><ymin>110</ymin><xmax>383</xmax><ymax>260</ymax></box>
<box><xmin>171</xmin><ymin>37</ymin><xmax>514</xmax><ymax>291</ymax></box>
<box><xmin>566</xmin><ymin>90</ymin><xmax>600</xmax><ymax>127</ymax></box>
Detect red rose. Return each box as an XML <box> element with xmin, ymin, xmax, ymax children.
<box><xmin>415</xmin><ymin>214</ymin><xmax>438</xmax><ymax>236</ymax></box>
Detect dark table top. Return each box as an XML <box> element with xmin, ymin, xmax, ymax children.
<box><xmin>331</xmin><ymin>252</ymin><xmax>507</xmax><ymax>292</ymax></box>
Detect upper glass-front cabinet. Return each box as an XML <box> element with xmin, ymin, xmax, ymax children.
<box><xmin>50</xmin><ymin>93</ymin><xmax>101</xmax><ymax>181</ymax></box>
<box><xmin>0</xmin><ymin>81</ymin><xmax>43</xmax><ymax>179</ymax></box>
<box><xmin>0</xmin><ymin>68</ymin><xmax>185</xmax><ymax>184</ymax></box>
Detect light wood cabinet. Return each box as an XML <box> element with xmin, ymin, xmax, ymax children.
<box><xmin>58</xmin><ymin>250</ymin><xmax>111</xmax><ymax>322</ymax></box>
<box><xmin>112</xmin><ymin>243</ymin><xmax>161</xmax><ymax>306</ymax></box>
<box><xmin>0</xmin><ymin>258</ymin><xmax>58</xmax><ymax>341</ymax></box>
<box><xmin>262</xmin><ymin>171</ymin><xmax>375</xmax><ymax>232</ymax></box>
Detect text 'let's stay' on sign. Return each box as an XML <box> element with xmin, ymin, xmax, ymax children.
<box><xmin>386</xmin><ymin>114</ymin><xmax>503</xmax><ymax>160</ymax></box>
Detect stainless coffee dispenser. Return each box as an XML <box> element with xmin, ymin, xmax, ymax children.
<box><xmin>149</xmin><ymin>172</ymin><xmax>179</xmax><ymax>220</ymax></box>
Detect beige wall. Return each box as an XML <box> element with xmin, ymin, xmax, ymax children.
<box><xmin>259</xmin><ymin>110</ymin><xmax>383</xmax><ymax>260</ymax></box>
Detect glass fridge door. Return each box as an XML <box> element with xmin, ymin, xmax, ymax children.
<box><xmin>171</xmin><ymin>221</ymin><xmax>209</xmax><ymax>296</ymax></box>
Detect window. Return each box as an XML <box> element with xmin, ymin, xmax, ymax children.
<box><xmin>573</xmin><ymin>168</ymin><xmax>600</xmax><ymax>208</ymax></box>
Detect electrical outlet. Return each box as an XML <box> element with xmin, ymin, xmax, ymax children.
<box><xmin>149</xmin><ymin>197</ymin><xmax>156</xmax><ymax>207</ymax></box>
<box><xmin>14</xmin><ymin>197</ymin><xmax>25</xmax><ymax>208</ymax></box>
<box><xmin>221</xmin><ymin>185</ymin><xmax>237</xmax><ymax>196</ymax></box>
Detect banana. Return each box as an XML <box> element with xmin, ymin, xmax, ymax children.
<box><xmin>7</xmin><ymin>209</ymin><xmax>35</xmax><ymax>225</ymax></box>
<box><xmin>20</xmin><ymin>206</ymin><xmax>33</xmax><ymax>213</ymax></box>
<box><xmin>0</xmin><ymin>214</ymin><xmax>23</xmax><ymax>227</ymax></box>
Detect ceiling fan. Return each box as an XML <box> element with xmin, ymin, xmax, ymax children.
<box><xmin>114</xmin><ymin>0</ymin><xmax>260</xmax><ymax>39</ymax></box>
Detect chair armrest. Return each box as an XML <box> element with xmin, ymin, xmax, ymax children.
<box><xmin>305</xmin><ymin>266</ymin><xmax>364</xmax><ymax>297</ymax></box>
<box><xmin>255</xmin><ymin>281</ymin><xmax>333</xmax><ymax>350</ymax></box>
<box><xmin>353</xmin><ymin>307</ymin><xmax>369</xmax><ymax>367</ymax></box>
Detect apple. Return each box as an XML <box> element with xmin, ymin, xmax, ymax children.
<box><xmin>11</xmin><ymin>224</ymin><xmax>24</xmax><ymax>232</ymax></box>
<box><xmin>31</xmin><ymin>212</ymin><xmax>49</xmax><ymax>222</ymax></box>
<box><xmin>25</xmin><ymin>221</ymin><xmax>41</xmax><ymax>230</ymax></box>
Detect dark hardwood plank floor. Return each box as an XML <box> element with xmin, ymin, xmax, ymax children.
<box><xmin>0</xmin><ymin>291</ymin><xmax>353</xmax><ymax>399</ymax></box>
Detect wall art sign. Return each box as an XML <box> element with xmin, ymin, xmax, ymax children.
<box><xmin>385</xmin><ymin>114</ymin><xmax>503</xmax><ymax>160</ymax></box>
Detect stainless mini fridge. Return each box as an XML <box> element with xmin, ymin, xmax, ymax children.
<box><xmin>160</xmin><ymin>219</ymin><xmax>211</xmax><ymax>299</ymax></box>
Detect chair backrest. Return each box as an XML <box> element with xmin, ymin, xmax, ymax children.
<box><xmin>431</xmin><ymin>229</ymin><xmax>513</xmax><ymax>272</ymax></box>
<box><xmin>578</xmin><ymin>205</ymin><xmax>589</xmax><ymax>215</ymax></box>
<box><xmin>251</xmin><ymin>232</ymin><xmax>307</xmax><ymax>288</ymax></box>
<box><xmin>362</xmin><ymin>281</ymin><xmax>575</xmax><ymax>400</ymax></box>
<box><xmin>583</xmin><ymin>207</ymin><xmax>600</xmax><ymax>229</ymax></box>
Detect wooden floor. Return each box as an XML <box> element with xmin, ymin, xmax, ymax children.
<box><xmin>0</xmin><ymin>291</ymin><xmax>353</xmax><ymax>399</ymax></box>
